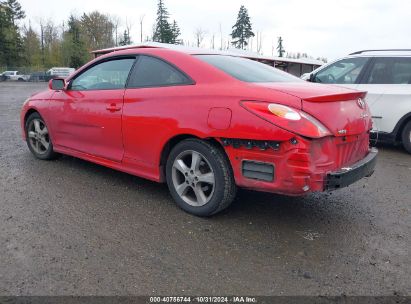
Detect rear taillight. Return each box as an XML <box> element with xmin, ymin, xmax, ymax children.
<box><xmin>241</xmin><ymin>101</ymin><xmax>332</xmax><ymax>138</ymax></box>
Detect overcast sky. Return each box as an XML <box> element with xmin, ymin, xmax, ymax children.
<box><xmin>19</xmin><ymin>0</ymin><xmax>411</xmax><ymax>61</ymax></box>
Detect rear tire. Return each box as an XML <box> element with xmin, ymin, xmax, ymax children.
<box><xmin>25</xmin><ymin>112</ymin><xmax>59</xmax><ymax>160</ymax></box>
<box><xmin>402</xmin><ymin>121</ymin><xmax>411</xmax><ymax>154</ymax></box>
<box><xmin>165</xmin><ymin>139</ymin><xmax>236</xmax><ymax>216</ymax></box>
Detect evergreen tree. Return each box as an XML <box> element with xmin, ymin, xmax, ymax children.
<box><xmin>4</xmin><ymin>0</ymin><xmax>24</xmax><ymax>25</ymax></box>
<box><xmin>152</xmin><ymin>0</ymin><xmax>173</xmax><ymax>43</ymax></box>
<box><xmin>119</xmin><ymin>29</ymin><xmax>131</xmax><ymax>46</ymax></box>
<box><xmin>277</xmin><ymin>36</ymin><xmax>285</xmax><ymax>57</ymax></box>
<box><xmin>170</xmin><ymin>20</ymin><xmax>181</xmax><ymax>44</ymax></box>
<box><xmin>0</xmin><ymin>3</ymin><xmax>8</xmax><ymax>64</ymax></box>
<box><xmin>0</xmin><ymin>0</ymin><xmax>24</xmax><ymax>66</ymax></box>
<box><xmin>230</xmin><ymin>5</ymin><xmax>254</xmax><ymax>49</ymax></box>
<box><xmin>62</xmin><ymin>15</ymin><xmax>89</xmax><ymax>68</ymax></box>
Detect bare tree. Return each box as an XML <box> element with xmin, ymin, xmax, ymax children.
<box><xmin>123</xmin><ymin>17</ymin><xmax>134</xmax><ymax>45</ymax></box>
<box><xmin>256</xmin><ymin>32</ymin><xmax>263</xmax><ymax>55</ymax></box>
<box><xmin>37</xmin><ymin>18</ymin><xmax>45</xmax><ymax>65</ymax></box>
<box><xmin>111</xmin><ymin>15</ymin><xmax>121</xmax><ymax>46</ymax></box>
<box><xmin>22</xmin><ymin>21</ymin><xmax>42</xmax><ymax>67</ymax></box>
<box><xmin>194</xmin><ymin>27</ymin><xmax>206</xmax><ymax>47</ymax></box>
<box><xmin>125</xmin><ymin>18</ymin><xmax>132</xmax><ymax>36</ymax></box>
<box><xmin>37</xmin><ymin>18</ymin><xmax>61</xmax><ymax>65</ymax></box>
<box><xmin>43</xmin><ymin>20</ymin><xmax>59</xmax><ymax>47</ymax></box>
<box><xmin>194</xmin><ymin>28</ymin><xmax>206</xmax><ymax>48</ymax></box>
<box><xmin>81</xmin><ymin>11</ymin><xmax>115</xmax><ymax>49</ymax></box>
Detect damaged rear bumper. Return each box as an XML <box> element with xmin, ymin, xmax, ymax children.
<box><xmin>325</xmin><ymin>148</ymin><xmax>378</xmax><ymax>190</ymax></box>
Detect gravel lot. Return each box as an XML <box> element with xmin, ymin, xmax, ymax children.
<box><xmin>0</xmin><ymin>82</ymin><xmax>410</xmax><ymax>296</ymax></box>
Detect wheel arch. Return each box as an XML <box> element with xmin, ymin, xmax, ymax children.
<box><xmin>158</xmin><ymin>134</ymin><xmax>227</xmax><ymax>182</ymax></box>
<box><xmin>394</xmin><ymin>112</ymin><xmax>411</xmax><ymax>142</ymax></box>
<box><xmin>24</xmin><ymin>108</ymin><xmax>40</xmax><ymax>127</ymax></box>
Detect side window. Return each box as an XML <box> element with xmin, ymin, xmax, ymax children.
<box><xmin>366</xmin><ymin>57</ymin><xmax>411</xmax><ymax>84</ymax></box>
<box><xmin>127</xmin><ymin>55</ymin><xmax>192</xmax><ymax>88</ymax></box>
<box><xmin>71</xmin><ymin>58</ymin><xmax>135</xmax><ymax>91</ymax></box>
<box><xmin>313</xmin><ymin>57</ymin><xmax>368</xmax><ymax>84</ymax></box>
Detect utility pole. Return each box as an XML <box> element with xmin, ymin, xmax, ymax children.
<box><xmin>219</xmin><ymin>23</ymin><xmax>223</xmax><ymax>50</ymax></box>
<box><xmin>140</xmin><ymin>14</ymin><xmax>145</xmax><ymax>43</ymax></box>
<box><xmin>39</xmin><ymin>20</ymin><xmax>45</xmax><ymax>66</ymax></box>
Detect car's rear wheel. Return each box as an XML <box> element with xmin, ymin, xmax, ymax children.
<box><xmin>166</xmin><ymin>139</ymin><xmax>236</xmax><ymax>216</ymax></box>
<box><xmin>401</xmin><ymin>121</ymin><xmax>411</xmax><ymax>154</ymax></box>
<box><xmin>25</xmin><ymin>112</ymin><xmax>58</xmax><ymax>160</ymax></box>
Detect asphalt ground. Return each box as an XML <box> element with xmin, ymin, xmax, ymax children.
<box><xmin>0</xmin><ymin>82</ymin><xmax>410</xmax><ymax>296</ymax></box>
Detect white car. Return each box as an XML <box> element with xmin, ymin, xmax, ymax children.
<box><xmin>1</xmin><ymin>71</ymin><xmax>30</xmax><ymax>81</ymax></box>
<box><xmin>302</xmin><ymin>50</ymin><xmax>411</xmax><ymax>154</ymax></box>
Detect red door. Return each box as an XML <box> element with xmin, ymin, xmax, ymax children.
<box><xmin>48</xmin><ymin>58</ymin><xmax>136</xmax><ymax>162</ymax></box>
<box><xmin>50</xmin><ymin>89</ymin><xmax>125</xmax><ymax>161</ymax></box>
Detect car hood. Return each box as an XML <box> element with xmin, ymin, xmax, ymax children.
<box><xmin>29</xmin><ymin>89</ymin><xmax>54</xmax><ymax>100</ymax></box>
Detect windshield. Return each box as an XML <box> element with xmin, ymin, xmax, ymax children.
<box><xmin>195</xmin><ymin>55</ymin><xmax>301</xmax><ymax>83</ymax></box>
<box><xmin>313</xmin><ymin>57</ymin><xmax>368</xmax><ymax>84</ymax></box>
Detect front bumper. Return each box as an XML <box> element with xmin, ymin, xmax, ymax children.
<box><xmin>325</xmin><ymin>148</ymin><xmax>378</xmax><ymax>190</ymax></box>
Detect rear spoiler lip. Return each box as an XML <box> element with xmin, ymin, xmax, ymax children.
<box><xmin>303</xmin><ymin>91</ymin><xmax>367</xmax><ymax>102</ymax></box>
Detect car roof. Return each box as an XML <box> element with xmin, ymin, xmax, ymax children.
<box><xmin>92</xmin><ymin>42</ymin><xmax>324</xmax><ymax>66</ymax></box>
<box><xmin>349</xmin><ymin>49</ymin><xmax>411</xmax><ymax>56</ymax></box>
<box><xmin>93</xmin><ymin>47</ymin><xmax>193</xmax><ymax>61</ymax></box>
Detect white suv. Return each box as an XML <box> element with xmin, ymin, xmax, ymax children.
<box><xmin>302</xmin><ymin>50</ymin><xmax>411</xmax><ymax>154</ymax></box>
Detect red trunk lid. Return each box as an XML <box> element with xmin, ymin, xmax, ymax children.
<box><xmin>254</xmin><ymin>82</ymin><xmax>372</xmax><ymax>136</ymax></box>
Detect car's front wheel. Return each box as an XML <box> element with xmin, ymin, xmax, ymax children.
<box><xmin>25</xmin><ymin>112</ymin><xmax>58</xmax><ymax>160</ymax></box>
<box><xmin>402</xmin><ymin>121</ymin><xmax>411</xmax><ymax>154</ymax></box>
<box><xmin>166</xmin><ymin>139</ymin><xmax>236</xmax><ymax>216</ymax></box>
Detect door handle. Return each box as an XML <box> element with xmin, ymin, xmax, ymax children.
<box><xmin>106</xmin><ymin>103</ymin><xmax>121</xmax><ymax>112</ymax></box>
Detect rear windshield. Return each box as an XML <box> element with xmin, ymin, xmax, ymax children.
<box><xmin>195</xmin><ymin>55</ymin><xmax>300</xmax><ymax>83</ymax></box>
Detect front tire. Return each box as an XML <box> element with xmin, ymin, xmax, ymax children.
<box><xmin>401</xmin><ymin>121</ymin><xmax>411</xmax><ymax>154</ymax></box>
<box><xmin>166</xmin><ymin>139</ymin><xmax>236</xmax><ymax>216</ymax></box>
<box><xmin>25</xmin><ymin>112</ymin><xmax>58</xmax><ymax>160</ymax></box>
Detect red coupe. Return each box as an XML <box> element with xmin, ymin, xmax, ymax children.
<box><xmin>21</xmin><ymin>47</ymin><xmax>377</xmax><ymax>216</ymax></box>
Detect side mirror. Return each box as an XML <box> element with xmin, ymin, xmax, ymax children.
<box><xmin>49</xmin><ymin>78</ymin><xmax>65</xmax><ymax>90</ymax></box>
<box><xmin>301</xmin><ymin>73</ymin><xmax>313</xmax><ymax>81</ymax></box>
<box><xmin>308</xmin><ymin>73</ymin><xmax>315</xmax><ymax>82</ymax></box>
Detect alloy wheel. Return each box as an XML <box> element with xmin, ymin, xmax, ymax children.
<box><xmin>27</xmin><ymin>118</ymin><xmax>50</xmax><ymax>155</ymax></box>
<box><xmin>171</xmin><ymin>150</ymin><xmax>215</xmax><ymax>206</ymax></box>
